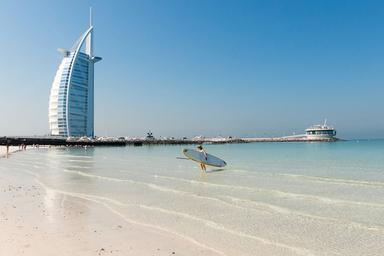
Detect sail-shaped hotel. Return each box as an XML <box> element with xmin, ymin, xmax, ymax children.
<box><xmin>48</xmin><ymin>14</ymin><xmax>101</xmax><ymax>137</ymax></box>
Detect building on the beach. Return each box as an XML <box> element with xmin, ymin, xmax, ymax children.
<box><xmin>48</xmin><ymin>11</ymin><xmax>102</xmax><ymax>137</ymax></box>
<box><xmin>305</xmin><ymin>120</ymin><xmax>337</xmax><ymax>140</ymax></box>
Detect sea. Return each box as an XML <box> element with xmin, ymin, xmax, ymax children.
<box><xmin>1</xmin><ymin>140</ymin><xmax>384</xmax><ymax>255</ymax></box>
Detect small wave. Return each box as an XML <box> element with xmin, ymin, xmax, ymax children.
<box><xmin>0</xmin><ymin>149</ymin><xmax>23</xmax><ymax>158</ymax></box>
<box><xmin>32</xmin><ymin>178</ymin><xmax>314</xmax><ymax>256</ymax></box>
<box><xmin>31</xmin><ymin>178</ymin><xmax>227</xmax><ymax>255</ymax></box>
<box><xmin>49</xmin><ymin>154</ymin><xmax>93</xmax><ymax>159</ymax></box>
<box><xmin>66</xmin><ymin>166</ymin><xmax>92</xmax><ymax>169</ymax></box>
<box><xmin>278</xmin><ymin>173</ymin><xmax>384</xmax><ymax>188</ymax></box>
<box><xmin>136</xmin><ymin>204</ymin><xmax>315</xmax><ymax>256</ymax></box>
<box><xmin>14</xmin><ymin>168</ymin><xmax>384</xmax><ymax>209</ymax></box>
<box><xmin>155</xmin><ymin>175</ymin><xmax>384</xmax><ymax>209</ymax></box>
<box><xmin>12</xmin><ymin>162</ymin><xmax>34</xmax><ymax>167</ymax></box>
<box><xmin>61</xmin><ymin>169</ymin><xmax>231</xmax><ymax>204</ymax></box>
<box><xmin>222</xmin><ymin>169</ymin><xmax>384</xmax><ymax>189</ymax></box>
<box><xmin>67</xmin><ymin>159</ymin><xmax>93</xmax><ymax>163</ymax></box>
<box><xmin>33</xmin><ymin>164</ymin><xmax>51</xmax><ymax>169</ymax></box>
<box><xmin>99</xmin><ymin>199</ymin><xmax>227</xmax><ymax>256</ymax></box>
<box><xmin>61</xmin><ymin>169</ymin><xmax>195</xmax><ymax>197</ymax></box>
<box><xmin>225</xmin><ymin>196</ymin><xmax>384</xmax><ymax>232</ymax></box>
<box><xmin>61</xmin><ymin>169</ymin><xmax>384</xmax><ymax>231</ymax></box>
<box><xmin>62</xmin><ymin>169</ymin><xmax>131</xmax><ymax>183</ymax></box>
<box><xmin>146</xmin><ymin>183</ymin><xmax>188</xmax><ymax>195</ymax></box>
<box><xmin>27</xmin><ymin>168</ymin><xmax>384</xmax><ymax>233</ymax></box>
<box><xmin>225</xmin><ymin>196</ymin><xmax>291</xmax><ymax>214</ymax></box>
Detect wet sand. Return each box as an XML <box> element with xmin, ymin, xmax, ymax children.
<box><xmin>0</xmin><ymin>163</ymin><xmax>219</xmax><ymax>256</ymax></box>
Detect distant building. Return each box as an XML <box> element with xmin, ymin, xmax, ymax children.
<box><xmin>305</xmin><ymin>120</ymin><xmax>337</xmax><ymax>140</ymax></box>
<box><xmin>48</xmin><ymin>13</ymin><xmax>101</xmax><ymax>137</ymax></box>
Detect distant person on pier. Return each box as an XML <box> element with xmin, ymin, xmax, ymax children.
<box><xmin>197</xmin><ymin>145</ymin><xmax>207</xmax><ymax>171</ymax></box>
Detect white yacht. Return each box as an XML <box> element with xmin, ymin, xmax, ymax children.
<box><xmin>305</xmin><ymin>120</ymin><xmax>337</xmax><ymax>140</ymax></box>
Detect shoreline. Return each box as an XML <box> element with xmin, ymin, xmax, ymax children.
<box><xmin>0</xmin><ymin>146</ymin><xmax>23</xmax><ymax>158</ymax></box>
<box><xmin>2</xmin><ymin>142</ymin><xmax>383</xmax><ymax>255</ymax></box>
<box><xmin>0</xmin><ymin>156</ymin><xmax>221</xmax><ymax>256</ymax></box>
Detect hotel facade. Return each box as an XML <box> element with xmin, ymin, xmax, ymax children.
<box><xmin>48</xmin><ymin>21</ymin><xmax>101</xmax><ymax>137</ymax></box>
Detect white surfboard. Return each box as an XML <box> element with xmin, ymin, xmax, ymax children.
<box><xmin>182</xmin><ymin>148</ymin><xmax>227</xmax><ymax>167</ymax></box>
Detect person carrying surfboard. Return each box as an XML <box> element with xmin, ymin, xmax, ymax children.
<box><xmin>182</xmin><ymin>147</ymin><xmax>226</xmax><ymax>170</ymax></box>
<box><xmin>197</xmin><ymin>145</ymin><xmax>207</xmax><ymax>171</ymax></box>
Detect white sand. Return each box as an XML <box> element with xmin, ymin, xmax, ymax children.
<box><xmin>0</xmin><ymin>162</ymin><xmax>219</xmax><ymax>256</ymax></box>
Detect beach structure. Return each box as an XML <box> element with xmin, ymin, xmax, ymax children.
<box><xmin>48</xmin><ymin>9</ymin><xmax>102</xmax><ymax>137</ymax></box>
<box><xmin>244</xmin><ymin>120</ymin><xmax>338</xmax><ymax>142</ymax></box>
<box><xmin>146</xmin><ymin>131</ymin><xmax>155</xmax><ymax>140</ymax></box>
<box><xmin>305</xmin><ymin>120</ymin><xmax>337</xmax><ymax>140</ymax></box>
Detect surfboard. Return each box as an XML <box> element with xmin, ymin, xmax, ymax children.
<box><xmin>182</xmin><ymin>148</ymin><xmax>227</xmax><ymax>167</ymax></box>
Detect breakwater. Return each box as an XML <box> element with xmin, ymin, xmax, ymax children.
<box><xmin>0</xmin><ymin>137</ymin><xmax>245</xmax><ymax>147</ymax></box>
<box><xmin>0</xmin><ymin>136</ymin><xmax>338</xmax><ymax>148</ymax></box>
<box><xmin>0</xmin><ymin>137</ymin><xmax>125</xmax><ymax>147</ymax></box>
<box><xmin>243</xmin><ymin>137</ymin><xmax>339</xmax><ymax>142</ymax></box>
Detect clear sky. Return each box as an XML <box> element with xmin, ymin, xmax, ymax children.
<box><xmin>0</xmin><ymin>0</ymin><xmax>383</xmax><ymax>139</ymax></box>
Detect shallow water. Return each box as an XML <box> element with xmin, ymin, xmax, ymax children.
<box><xmin>1</xmin><ymin>140</ymin><xmax>384</xmax><ymax>255</ymax></box>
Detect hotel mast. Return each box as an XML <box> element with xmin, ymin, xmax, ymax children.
<box><xmin>48</xmin><ymin>9</ymin><xmax>102</xmax><ymax>137</ymax></box>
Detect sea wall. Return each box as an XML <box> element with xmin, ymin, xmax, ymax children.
<box><xmin>0</xmin><ymin>136</ymin><xmax>339</xmax><ymax>147</ymax></box>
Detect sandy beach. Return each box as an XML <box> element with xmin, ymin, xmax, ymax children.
<box><xmin>0</xmin><ymin>151</ymin><xmax>219</xmax><ymax>256</ymax></box>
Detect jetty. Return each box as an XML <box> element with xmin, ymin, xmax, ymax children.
<box><xmin>0</xmin><ymin>135</ymin><xmax>338</xmax><ymax>148</ymax></box>
<box><xmin>242</xmin><ymin>137</ymin><xmax>338</xmax><ymax>142</ymax></box>
<box><xmin>0</xmin><ymin>136</ymin><xmax>245</xmax><ymax>147</ymax></box>
<box><xmin>1</xmin><ymin>121</ymin><xmax>339</xmax><ymax>148</ymax></box>
<box><xmin>0</xmin><ymin>136</ymin><xmax>126</xmax><ymax>147</ymax></box>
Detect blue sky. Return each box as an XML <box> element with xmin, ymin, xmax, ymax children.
<box><xmin>0</xmin><ymin>0</ymin><xmax>383</xmax><ymax>139</ymax></box>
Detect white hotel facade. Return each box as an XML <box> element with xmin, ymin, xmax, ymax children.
<box><xmin>48</xmin><ymin>19</ymin><xmax>101</xmax><ymax>137</ymax></box>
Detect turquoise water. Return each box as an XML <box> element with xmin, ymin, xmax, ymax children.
<box><xmin>1</xmin><ymin>140</ymin><xmax>384</xmax><ymax>255</ymax></box>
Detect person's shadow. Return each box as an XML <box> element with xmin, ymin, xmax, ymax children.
<box><xmin>205</xmin><ymin>168</ymin><xmax>225</xmax><ymax>173</ymax></box>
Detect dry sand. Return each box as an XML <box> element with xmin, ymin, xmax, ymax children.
<box><xmin>0</xmin><ymin>158</ymin><xmax>219</xmax><ymax>256</ymax></box>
